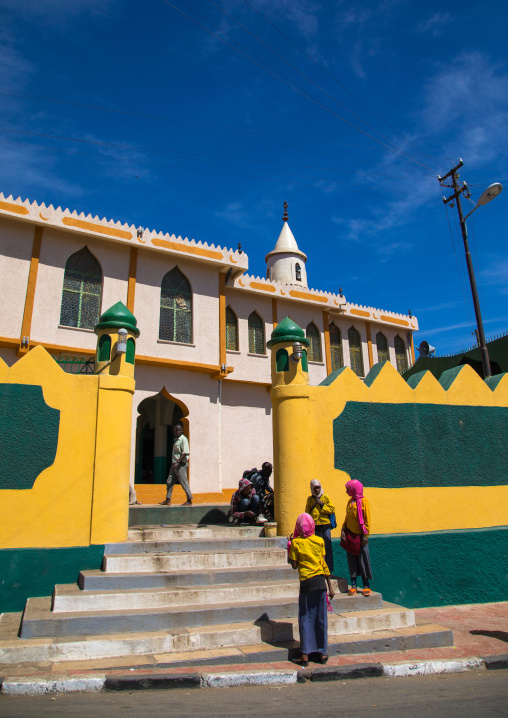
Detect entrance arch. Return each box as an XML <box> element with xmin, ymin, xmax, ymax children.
<box><xmin>134</xmin><ymin>389</ymin><xmax>190</xmax><ymax>485</ymax></box>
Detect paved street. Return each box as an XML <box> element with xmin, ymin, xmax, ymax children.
<box><xmin>1</xmin><ymin>670</ymin><xmax>507</xmax><ymax>718</ymax></box>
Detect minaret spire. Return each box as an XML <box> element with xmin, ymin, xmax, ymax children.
<box><xmin>282</xmin><ymin>201</ymin><xmax>289</xmax><ymax>222</ymax></box>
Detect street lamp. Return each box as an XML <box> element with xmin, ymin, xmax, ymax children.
<box><xmin>439</xmin><ymin>160</ymin><xmax>503</xmax><ymax>379</ymax></box>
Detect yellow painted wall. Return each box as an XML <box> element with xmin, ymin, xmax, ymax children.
<box><xmin>271</xmin><ymin>352</ymin><xmax>508</xmax><ymax>536</ymax></box>
<box><xmin>0</xmin><ymin>346</ymin><xmax>134</xmax><ymax>548</ymax></box>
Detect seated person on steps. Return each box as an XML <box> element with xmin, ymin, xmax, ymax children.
<box><xmin>249</xmin><ymin>462</ymin><xmax>274</xmax><ymax>520</ymax></box>
<box><xmin>230</xmin><ymin>478</ymin><xmax>263</xmax><ymax>524</ymax></box>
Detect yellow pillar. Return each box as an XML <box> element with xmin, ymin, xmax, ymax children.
<box><xmin>91</xmin><ymin>301</ymin><xmax>139</xmax><ymax>543</ymax></box>
<box><xmin>268</xmin><ymin>316</ymin><xmax>313</xmax><ymax>536</ymax></box>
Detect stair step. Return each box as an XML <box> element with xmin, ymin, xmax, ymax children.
<box><xmin>104</xmin><ymin>536</ymin><xmax>286</xmax><ymax>555</ymax></box>
<box><xmin>20</xmin><ymin>591</ymin><xmax>384</xmax><ymax>638</ymax></box>
<box><xmin>1</xmin><ymin>606</ymin><xmax>416</xmax><ymax>665</ymax></box>
<box><xmin>53</xmin><ymin>580</ymin><xmax>301</xmax><ymax>612</ymax></box>
<box><xmin>127</xmin><ymin>525</ymin><xmax>267</xmax><ymax>541</ymax></box>
<box><xmin>102</xmin><ymin>547</ymin><xmax>288</xmax><ymax>573</ymax></box>
<box><xmin>79</xmin><ymin>564</ymin><xmax>295</xmax><ymax>591</ymax></box>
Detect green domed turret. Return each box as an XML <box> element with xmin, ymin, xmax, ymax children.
<box><xmin>267</xmin><ymin>316</ymin><xmax>309</xmax><ymax>348</ymax></box>
<box><xmin>94</xmin><ymin>301</ymin><xmax>140</xmax><ymax>337</ymax></box>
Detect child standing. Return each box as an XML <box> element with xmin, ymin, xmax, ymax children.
<box><xmin>341</xmin><ymin>479</ymin><xmax>372</xmax><ymax>596</ymax></box>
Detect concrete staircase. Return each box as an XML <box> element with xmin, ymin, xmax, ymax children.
<box><xmin>0</xmin><ymin>525</ymin><xmax>453</xmax><ymax>668</ymax></box>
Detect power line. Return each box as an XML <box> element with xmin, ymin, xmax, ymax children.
<box><xmin>159</xmin><ymin>0</ymin><xmax>436</xmax><ymax>174</ymax></box>
<box><xmin>241</xmin><ymin>0</ymin><xmax>442</xmax><ymax>166</ymax></box>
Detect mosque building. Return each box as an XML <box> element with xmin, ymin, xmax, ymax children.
<box><xmin>0</xmin><ymin>193</ymin><xmax>418</xmax><ymax>501</ymax></box>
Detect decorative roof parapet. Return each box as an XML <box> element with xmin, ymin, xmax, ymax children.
<box><xmin>233</xmin><ymin>273</ymin><xmax>347</xmax><ymax>312</ymax></box>
<box><xmin>346</xmin><ymin>301</ymin><xmax>418</xmax><ymax>330</ymax></box>
<box><xmin>0</xmin><ymin>192</ymin><xmax>248</xmax><ymax>275</ymax></box>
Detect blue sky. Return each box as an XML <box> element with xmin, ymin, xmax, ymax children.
<box><xmin>1</xmin><ymin>0</ymin><xmax>507</xmax><ymax>355</ymax></box>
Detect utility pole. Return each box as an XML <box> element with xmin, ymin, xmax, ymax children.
<box><xmin>438</xmin><ymin>160</ymin><xmax>492</xmax><ymax>378</ymax></box>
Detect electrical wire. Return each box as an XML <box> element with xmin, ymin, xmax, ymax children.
<box><xmin>159</xmin><ymin>0</ymin><xmax>436</xmax><ymax>174</ymax></box>
<box><xmin>443</xmin><ymin>197</ymin><xmax>477</xmax><ymax>335</ymax></box>
<box><xmin>241</xmin><ymin>0</ymin><xmax>442</xmax><ymax>166</ymax></box>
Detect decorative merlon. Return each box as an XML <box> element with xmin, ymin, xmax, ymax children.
<box><xmin>0</xmin><ymin>192</ymin><xmax>248</xmax><ymax>274</ymax></box>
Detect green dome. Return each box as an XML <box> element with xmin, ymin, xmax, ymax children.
<box><xmin>267</xmin><ymin>316</ymin><xmax>309</xmax><ymax>348</ymax></box>
<box><xmin>94</xmin><ymin>301</ymin><xmax>140</xmax><ymax>337</ymax></box>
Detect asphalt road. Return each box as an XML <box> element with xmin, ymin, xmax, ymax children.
<box><xmin>0</xmin><ymin>670</ymin><xmax>507</xmax><ymax>718</ymax></box>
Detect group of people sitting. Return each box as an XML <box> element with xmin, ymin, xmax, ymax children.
<box><xmin>231</xmin><ymin>469</ymin><xmax>372</xmax><ymax>668</ymax></box>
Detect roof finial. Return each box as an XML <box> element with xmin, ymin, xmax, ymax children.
<box><xmin>282</xmin><ymin>201</ymin><xmax>289</xmax><ymax>222</ymax></box>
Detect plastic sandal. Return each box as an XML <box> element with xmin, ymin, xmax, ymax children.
<box><xmin>363</xmin><ymin>587</ymin><xmax>371</xmax><ymax>596</ymax></box>
<box><xmin>292</xmin><ymin>657</ymin><xmax>309</xmax><ymax>668</ymax></box>
<box><xmin>348</xmin><ymin>587</ymin><xmax>357</xmax><ymax>596</ymax></box>
<box><xmin>320</xmin><ymin>655</ymin><xmax>329</xmax><ymax>665</ymax></box>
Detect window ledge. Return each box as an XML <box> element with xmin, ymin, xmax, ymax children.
<box><xmin>226</xmin><ymin>349</ymin><xmax>241</xmax><ymax>355</ymax></box>
<box><xmin>157</xmin><ymin>339</ymin><xmax>196</xmax><ymax>347</ymax></box>
<box><xmin>58</xmin><ymin>325</ymin><xmax>95</xmax><ymax>334</ymax></box>
<box><xmin>308</xmin><ymin>360</ymin><xmax>325</xmax><ymax>366</ymax></box>
<box><xmin>247</xmin><ymin>352</ymin><xmax>268</xmax><ymax>358</ymax></box>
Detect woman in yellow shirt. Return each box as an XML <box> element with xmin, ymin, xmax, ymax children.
<box><xmin>304</xmin><ymin>479</ymin><xmax>335</xmax><ymax>574</ymax></box>
<box><xmin>341</xmin><ymin>479</ymin><xmax>372</xmax><ymax>596</ymax></box>
<box><xmin>289</xmin><ymin>513</ymin><xmax>335</xmax><ymax>667</ymax></box>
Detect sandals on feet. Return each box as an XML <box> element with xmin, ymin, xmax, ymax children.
<box><xmin>320</xmin><ymin>655</ymin><xmax>329</xmax><ymax>665</ymax></box>
<box><xmin>363</xmin><ymin>587</ymin><xmax>371</xmax><ymax>596</ymax></box>
<box><xmin>292</xmin><ymin>657</ymin><xmax>309</xmax><ymax>668</ymax></box>
<box><xmin>348</xmin><ymin>587</ymin><xmax>357</xmax><ymax>596</ymax></box>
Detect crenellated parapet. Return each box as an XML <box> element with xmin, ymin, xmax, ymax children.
<box><xmin>233</xmin><ymin>273</ymin><xmax>347</xmax><ymax>313</ymax></box>
<box><xmin>0</xmin><ymin>192</ymin><xmax>247</xmax><ymax>277</ymax></box>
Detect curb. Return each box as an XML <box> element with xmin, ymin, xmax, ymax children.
<box><xmin>1</xmin><ymin>656</ymin><xmax>506</xmax><ymax>695</ymax></box>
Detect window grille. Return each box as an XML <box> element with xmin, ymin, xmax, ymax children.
<box><xmin>395</xmin><ymin>335</ymin><xmax>407</xmax><ymax>374</ymax></box>
<box><xmin>329</xmin><ymin>323</ymin><xmax>343</xmax><ymax>371</ymax></box>
<box><xmin>376</xmin><ymin>332</ymin><xmax>389</xmax><ymax>363</ymax></box>
<box><xmin>248</xmin><ymin>311</ymin><xmax>265</xmax><ymax>354</ymax></box>
<box><xmin>348</xmin><ymin>326</ymin><xmax>364</xmax><ymax>377</ymax></box>
<box><xmin>159</xmin><ymin>267</ymin><xmax>192</xmax><ymax>343</ymax></box>
<box><xmin>306</xmin><ymin>322</ymin><xmax>322</xmax><ymax>362</ymax></box>
<box><xmin>226</xmin><ymin>306</ymin><xmax>238</xmax><ymax>351</ymax></box>
<box><xmin>60</xmin><ymin>247</ymin><xmax>102</xmax><ymax>330</ymax></box>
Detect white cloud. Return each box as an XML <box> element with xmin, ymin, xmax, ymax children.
<box><xmin>416</xmin><ymin>12</ymin><xmax>451</xmax><ymax>37</ymax></box>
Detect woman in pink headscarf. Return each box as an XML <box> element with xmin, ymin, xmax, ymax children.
<box><xmin>289</xmin><ymin>513</ymin><xmax>335</xmax><ymax>667</ymax></box>
<box><xmin>341</xmin><ymin>479</ymin><xmax>372</xmax><ymax>596</ymax></box>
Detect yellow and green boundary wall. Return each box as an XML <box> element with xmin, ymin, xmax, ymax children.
<box><xmin>269</xmin><ymin>317</ymin><xmax>508</xmax><ymax>608</ymax></box>
<box><xmin>0</xmin><ymin>302</ymin><xmax>138</xmax><ymax>611</ymax></box>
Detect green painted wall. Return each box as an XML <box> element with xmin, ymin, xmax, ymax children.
<box><xmin>332</xmin><ymin>526</ymin><xmax>508</xmax><ymax>607</ymax></box>
<box><xmin>0</xmin><ymin>384</ymin><xmax>60</xmax><ymax>490</ymax></box>
<box><xmin>0</xmin><ymin>545</ymin><xmax>105</xmax><ymax>612</ymax></box>
<box><xmin>333</xmin><ymin>401</ymin><xmax>508</xmax><ymax>487</ymax></box>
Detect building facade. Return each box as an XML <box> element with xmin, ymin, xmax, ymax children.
<box><xmin>0</xmin><ymin>192</ymin><xmax>418</xmax><ymax>499</ymax></box>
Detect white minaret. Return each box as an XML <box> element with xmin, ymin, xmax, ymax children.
<box><xmin>265</xmin><ymin>202</ymin><xmax>308</xmax><ymax>287</ymax></box>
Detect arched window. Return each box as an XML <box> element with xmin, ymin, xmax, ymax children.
<box><xmin>276</xmin><ymin>348</ymin><xmax>289</xmax><ymax>372</ymax></box>
<box><xmin>348</xmin><ymin>326</ymin><xmax>364</xmax><ymax>377</ymax></box>
<box><xmin>159</xmin><ymin>267</ymin><xmax>192</xmax><ymax>343</ymax></box>
<box><xmin>60</xmin><ymin>247</ymin><xmax>102</xmax><ymax>330</ymax></box>
<box><xmin>226</xmin><ymin>306</ymin><xmax>238</xmax><ymax>351</ymax></box>
<box><xmin>376</xmin><ymin>332</ymin><xmax>389</xmax><ymax>363</ymax></box>
<box><xmin>329</xmin><ymin>323</ymin><xmax>343</xmax><ymax>371</ymax></box>
<box><xmin>306</xmin><ymin>322</ymin><xmax>322</xmax><ymax>362</ymax></box>
<box><xmin>126</xmin><ymin>338</ymin><xmax>136</xmax><ymax>365</ymax></box>
<box><xmin>295</xmin><ymin>262</ymin><xmax>302</xmax><ymax>281</ymax></box>
<box><xmin>248</xmin><ymin>311</ymin><xmax>265</xmax><ymax>355</ymax></box>
<box><xmin>395</xmin><ymin>335</ymin><xmax>407</xmax><ymax>374</ymax></box>
<box><xmin>98</xmin><ymin>334</ymin><xmax>111</xmax><ymax>362</ymax></box>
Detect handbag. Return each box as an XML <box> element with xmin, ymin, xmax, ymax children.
<box><xmin>340</xmin><ymin>527</ymin><xmax>361</xmax><ymax>555</ymax></box>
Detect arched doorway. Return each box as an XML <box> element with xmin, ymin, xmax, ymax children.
<box><xmin>134</xmin><ymin>389</ymin><xmax>189</xmax><ymax>485</ymax></box>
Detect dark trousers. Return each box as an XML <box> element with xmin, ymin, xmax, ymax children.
<box><xmin>237</xmin><ymin>494</ymin><xmax>260</xmax><ymax>517</ymax></box>
<box><xmin>315</xmin><ymin>524</ymin><xmax>334</xmax><ymax>574</ymax></box>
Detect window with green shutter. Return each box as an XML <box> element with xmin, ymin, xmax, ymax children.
<box><xmin>376</xmin><ymin>332</ymin><xmax>389</xmax><ymax>363</ymax></box>
<box><xmin>159</xmin><ymin>267</ymin><xmax>192</xmax><ymax>343</ymax></box>
<box><xmin>329</xmin><ymin>323</ymin><xmax>343</xmax><ymax>371</ymax></box>
<box><xmin>226</xmin><ymin>306</ymin><xmax>238</xmax><ymax>351</ymax></box>
<box><xmin>276</xmin><ymin>348</ymin><xmax>289</xmax><ymax>372</ymax></box>
<box><xmin>248</xmin><ymin>311</ymin><xmax>265</xmax><ymax>354</ymax></box>
<box><xmin>98</xmin><ymin>334</ymin><xmax>111</xmax><ymax>362</ymax></box>
<box><xmin>395</xmin><ymin>335</ymin><xmax>407</xmax><ymax>374</ymax></box>
<box><xmin>348</xmin><ymin>326</ymin><xmax>364</xmax><ymax>377</ymax></box>
<box><xmin>306</xmin><ymin>322</ymin><xmax>322</xmax><ymax>362</ymax></box>
<box><xmin>60</xmin><ymin>247</ymin><xmax>102</xmax><ymax>330</ymax></box>
<box><xmin>126</xmin><ymin>337</ymin><xmax>136</xmax><ymax>365</ymax></box>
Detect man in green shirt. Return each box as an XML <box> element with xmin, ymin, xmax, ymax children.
<box><xmin>160</xmin><ymin>424</ymin><xmax>192</xmax><ymax>506</ymax></box>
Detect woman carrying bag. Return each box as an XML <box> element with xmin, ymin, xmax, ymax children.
<box><xmin>304</xmin><ymin>479</ymin><xmax>336</xmax><ymax>574</ymax></box>
<box><xmin>340</xmin><ymin>479</ymin><xmax>373</xmax><ymax>596</ymax></box>
<box><xmin>289</xmin><ymin>513</ymin><xmax>335</xmax><ymax>667</ymax></box>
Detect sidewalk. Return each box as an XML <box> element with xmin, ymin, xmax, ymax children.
<box><xmin>1</xmin><ymin>602</ymin><xmax>507</xmax><ymax>693</ymax></box>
